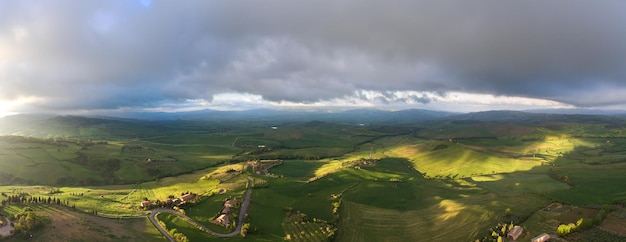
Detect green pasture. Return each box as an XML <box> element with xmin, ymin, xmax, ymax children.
<box><xmin>2</xmin><ymin>117</ymin><xmax>626</xmax><ymax>241</ymax></box>
<box><xmin>270</xmin><ymin>160</ymin><xmax>325</xmax><ymax>181</ymax></box>
<box><xmin>563</xmin><ymin>138</ymin><xmax>626</xmax><ymax>165</ymax></box>
<box><xmin>245</xmin><ymin>172</ymin><xmax>360</xmax><ymax>239</ymax></box>
<box><xmin>0</xmin><ymin>166</ymin><xmax>226</xmax><ymax>216</ymax></box>
<box><xmin>547</xmin><ymin>162</ymin><xmax>626</xmax><ymax>205</ymax></box>
<box><xmin>0</xmin><ymin>135</ymin><xmax>232</xmax><ymax>186</ymax></box>
<box><xmin>470</xmin><ymin>170</ymin><xmax>570</xmax><ymax>196</ymax></box>
<box><xmin>184</xmin><ymin>192</ymin><xmax>242</xmax><ymax>234</ymax></box>
<box><xmin>282</xmin><ymin>211</ymin><xmax>335</xmax><ymax>242</ymax></box>
<box><xmin>415</xmin><ymin>121</ymin><xmax>494</xmax><ymax>139</ymax></box>
<box><xmin>157</xmin><ymin>213</ymin><xmax>212</xmax><ymax>241</ymax></box>
<box><xmin>381</xmin><ymin>134</ymin><xmax>597</xmax><ymax>179</ymax></box>
<box><xmin>328</xmin><ymin>158</ymin><xmax>550</xmax><ymax>241</ymax></box>
<box><xmin>258</xmin><ymin>147</ymin><xmax>350</xmax><ymax>160</ymax></box>
<box><xmin>248</xmin><ymin>158</ymin><xmax>552</xmax><ymax>241</ymax></box>
<box><xmin>336</xmin><ymin>189</ymin><xmax>549</xmax><ymax>242</ymax></box>
<box><xmin>387</xmin><ymin>140</ymin><xmax>543</xmax><ymax>177</ymax></box>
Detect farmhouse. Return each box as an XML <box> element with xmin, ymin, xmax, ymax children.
<box><xmin>140</xmin><ymin>200</ymin><xmax>152</xmax><ymax>208</ymax></box>
<box><xmin>215</xmin><ymin>214</ymin><xmax>229</xmax><ymax>226</ymax></box>
<box><xmin>221</xmin><ymin>207</ymin><xmax>231</xmax><ymax>214</ymax></box>
<box><xmin>531</xmin><ymin>233</ymin><xmax>551</xmax><ymax>242</ymax></box>
<box><xmin>224</xmin><ymin>199</ymin><xmax>235</xmax><ymax>208</ymax></box>
<box><xmin>180</xmin><ymin>193</ymin><xmax>195</xmax><ymax>202</ymax></box>
<box><xmin>221</xmin><ymin>199</ymin><xmax>236</xmax><ymax>214</ymax></box>
<box><xmin>507</xmin><ymin>225</ymin><xmax>523</xmax><ymax>241</ymax></box>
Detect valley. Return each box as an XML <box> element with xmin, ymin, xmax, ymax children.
<box><xmin>0</xmin><ymin>111</ymin><xmax>625</xmax><ymax>241</ymax></box>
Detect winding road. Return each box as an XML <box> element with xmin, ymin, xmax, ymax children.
<box><xmin>147</xmin><ymin>178</ymin><xmax>253</xmax><ymax>241</ymax></box>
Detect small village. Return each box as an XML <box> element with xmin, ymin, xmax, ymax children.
<box><xmin>140</xmin><ymin>192</ymin><xmax>197</xmax><ymax>209</ymax></box>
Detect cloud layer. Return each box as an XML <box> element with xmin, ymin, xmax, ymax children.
<box><xmin>1</xmin><ymin>0</ymin><xmax>626</xmax><ymax>113</ymax></box>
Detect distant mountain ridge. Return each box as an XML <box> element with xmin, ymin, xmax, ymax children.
<box><xmin>448</xmin><ymin>110</ymin><xmax>626</xmax><ymax>123</ymax></box>
<box><xmin>87</xmin><ymin>108</ymin><xmax>456</xmax><ymax>123</ymax></box>
<box><xmin>2</xmin><ymin>108</ymin><xmax>626</xmax><ymax>138</ymax></box>
<box><xmin>0</xmin><ymin>108</ymin><xmax>454</xmax><ymax>137</ymax></box>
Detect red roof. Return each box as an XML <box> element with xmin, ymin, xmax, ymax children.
<box><xmin>140</xmin><ymin>201</ymin><xmax>151</xmax><ymax>207</ymax></box>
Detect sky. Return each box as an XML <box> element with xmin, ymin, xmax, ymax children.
<box><xmin>2</xmin><ymin>0</ymin><xmax>626</xmax><ymax>117</ymax></box>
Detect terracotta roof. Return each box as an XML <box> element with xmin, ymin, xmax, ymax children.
<box><xmin>507</xmin><ymin>226</ymin><xmax>523</xmax><ymax>240</ymax></box>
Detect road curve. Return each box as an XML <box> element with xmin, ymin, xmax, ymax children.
<box><xmin>148</xmin><ymin>178</ymin><xmax>253</xmax><ymax>240</ymax></box>
<box><xmin>0</xmin><ymin>217</ymin><xmax>14</xmax><ymax>238</ymax></box>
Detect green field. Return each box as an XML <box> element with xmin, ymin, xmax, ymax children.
<box><xmin>157</xmin><ymin>213</ymin><xmax>210</xmax><ymax>241</ymax></box>
<box><xmin>1</xmin><ymin>116</ymin><xmax>626</xmax><ymax>241</ymax></box>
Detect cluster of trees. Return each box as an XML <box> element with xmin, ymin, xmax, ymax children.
<box><xmin>256</xmin><ymin>153</ymin><xmax>326</xmax><ymax>161</ymax></box>
<box><xmin>12</xmin><ymin>210</ymin><xmax>50</xmax><ymax>237</ymax></box>
<box><xmin>169</xmin><ymin>228</ymin><xmax>188</xmax><ymax>242</ymax></box>
<box><xmin>474</xmin><ymin>222</ymin><xmax>518</xmax><ymax>242</ymax></box>
<box><xmin>331</xmin><ymin>200</ymin><xmax>341</xmax><ymax>218</ymax></box>
<box><xmin>557</xmin><ymin>218</ymin><xmax>593</xmax><ymax>236</ymax></box>
<box><xmin>142</xmin><ymin>192</ymin><xmax>200</xmax><ymax>210</ymax></box>
<box><xmin>251</xmin><ymin>178</ymin><xmax>269</xmax><ymax>188</ymax></box>
<box><xmin>156</xmin><ymin>219</ymin><xmax>188</xmax><ymax>242</ymax></box>
<box><xmin>240</xmin><ymin>223</ymin><xmax>251</xmax><ymax>237</ymax></box>
<box><xmin>1</xmin><ymin>194</ymin><xmax>71</xmax><ymax>208</ymax></box>
<box><xmin>547</xmin><ymin>169</ymin><xmax>575</xmax><ymax>186</ymax></box>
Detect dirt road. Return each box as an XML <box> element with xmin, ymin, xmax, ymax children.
<box><xmin>0</xmin><ymin>217</ymin><xmax>13</xmax><ymax>237</ymax></box>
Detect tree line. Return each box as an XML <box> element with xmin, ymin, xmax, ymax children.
<box><xmin>1</xmin><ymin>194</ymin><xmax>72</xmax><ymax>208</ymax></box>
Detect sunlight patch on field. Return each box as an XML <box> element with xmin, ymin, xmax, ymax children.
<box><xmin>471</xmin><ymin>172</ymin><xmax>570</xmax><ymax>196</ymax></box>
<box><xmin>391</xmin><ymin>145</ymin><xmax>419</xmax><ymax>156</ymax></box>
<box><xmin>0</xmin><ymin>169</ymin><xmax>224</xmax><ymax>216</ymax></box>
<box><xmin>200</xmin><ymin>164</ymin><xmax>245</xmax><ymax>180</ymax></box>
<box><xmin>452</xmin><ymin>179</ymin><xmax>479</xmax><ymax>188</ymax></box>
<box><xmin>313</xmin><ymin>160</ymin><xmax>344</xmax><ymax>177</ymax></box>
<box><xmin>437</xmin><ymin>200</ymin><xmax>464</xmax><ymax>221</ymax></box>
<box><xmin>471</xmin><ymin>174</ymin><xmax>504</xmax><ymax>182</ymax></box>
<box><xmin>382</xmin><ymin>136</ymin><xmax>592</xmax><ymax>178</ymax></box>
<box><xmin>198</xmin><ymin>154</ymin><xmax>231</xmax><ymax>159</ymax></box>
<box><xmin>144</xmin><ymin>179</ymin><xmax>219</xmax><ymax>200</ymax></box>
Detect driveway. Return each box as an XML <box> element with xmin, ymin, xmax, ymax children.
<box><xmin>0</xmin><ymin>217</ymin><xmax>13</xmax><ymax>237</ymax></box>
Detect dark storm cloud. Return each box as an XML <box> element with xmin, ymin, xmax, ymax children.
<box><xmin>2</xmin><ymin>0</ymin><xmax>626</xmax><ymax>112</ymax></box>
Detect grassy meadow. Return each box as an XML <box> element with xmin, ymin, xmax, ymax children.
<box><xmin>1</xmin><ymin>116</ymin><xmax>626</xmax><ymax>241</ymax></box>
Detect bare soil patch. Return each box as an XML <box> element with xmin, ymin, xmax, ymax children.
<box><xmin>556</xmin><ymin>207</ymin><xmax>599</xmax><ymax>224</ymax></box>
<box><xmin>600</xmin><ymin>210</ymin><xmax>626</xmax><ymax>236</ymax></box>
